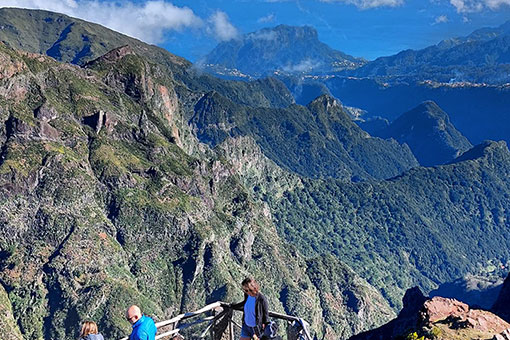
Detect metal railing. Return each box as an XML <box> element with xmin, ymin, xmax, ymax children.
<box><xmin>119</xmin><ymin>301</ymin><xmax>312</xmax><ymax>340</ymax></box>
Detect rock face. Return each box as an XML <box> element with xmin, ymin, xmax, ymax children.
<box><xmin>351</xmin><ymin>287</ymin><xmax>510</xmax><ymax>340</ymax></box>
<box><xmin>0</xmin><ymin>40</ymin><xmax>393</xmax><ymax>340</ymax></box>
<box><xmin>349</xmin><ymin>287</ymin><xmax>427</xmax><ymax>340</ymax></box>
<box><xmin>376</xmin><ymin>101</ymin><xmax>473</xmax><ymax>166</ymax></box>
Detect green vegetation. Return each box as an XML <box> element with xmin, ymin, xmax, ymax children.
<box><xmin>191</xmin><ymin>92</ymin><xmax>418</xmax><ymax>180</ymax></box>
<box><xmin>0</xmin><ymin>39</ymin><xmax>394</xmax><ymax>340</ymax></box>
<box><xmin>3</xmin><ymin>8</ymin><xmax>510</xmax><ymax>340</ymax></box>
<box><xmin>268</xmin><ymin>141</ymin><xmax>510</xmax><ymax>307</ymax></box>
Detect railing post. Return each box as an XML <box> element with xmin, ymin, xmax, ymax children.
<box><xmin>229</xmin><ymin>318</ymin><xmax>234</xmax><ymax>340</ymax></box>
<box><xmin>210</xmin><ymin>309</ymin><xmax>216</xmax><ymax>340</ymax></box>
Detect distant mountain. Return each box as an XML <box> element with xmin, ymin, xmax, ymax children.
<box><xmin>191</xmin><ymin>93</ymin><xmax>418</xmax><ymax>180</ymax></box>
<box><xmin>201</xmin><ymin>25</ymin><xmax>366</xmax><ymax>77</ymax></box>
<box><xmin>0</xmin><ymin>7</ymin><xmax>295</xmax><ymax>110</ymax></box>
<box><xmin>440</xmin><ymin>20</ymin><xmax>510</xmax><ymax>46</ymax></box>
<box><xmin>200</xmin><ymin>20</ymin><xmax>510</xmax><ymax>84</ymax></box>
<box><xmin>350</xmin><ymin>20</ymin><xmax>510</xmax><ymax>84</ymax></box>
<box><xmin>375</xmin><ymin>101</ymin><xmax>472</xmax><ymax>166</ymax></box>
<box><xmin>323</xmin><ymin>76</ymin><xmax>510</xmax><ymax>146</ymax></box>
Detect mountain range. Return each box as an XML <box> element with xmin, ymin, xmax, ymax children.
<box><xmin>200</xmin><ymin>21</ymin><xmax>510</xmax><ymax>148</ymax></box>
<box><xmin>202</xmin><ymin>20</ymin><xmax>510</xmax><ymax>85</ymax></box>
<box><xmin>350</xmin><ymin>19</ymin><xmax>510</xmax><ymax>84</ymax></box>
<box><xmin>2</xmin><ymin>7</ymin><xmax>510</xmax><ymax>340</ymax></box>
<box><xmin>0</xmin><ymin>35</ymin><xmax>396</xmax><ymax>340</ymax></box>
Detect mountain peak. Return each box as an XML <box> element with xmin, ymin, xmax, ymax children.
<box><xmin>202</xmin><ymin>24</ymin><xmax>365</xmax><ymax>77</ymax></box>
<box><xmin>378</xmin><ymin>101</ymin><xmax>472</xmax><ymax>166</ymax></box>
<box><xmin>259</xmin><ymin>24</ymin><xmax>318</xmax><ymax>40</ymax></box>
<box><xmin>307</xmin><ymin>94</ymin><xmax>341</xmax><ymax>110</ymax></box>
<box><xmin>84</xmin><ymin>45</ymin><xmax>135</xmax><ymax>66</ymax></box>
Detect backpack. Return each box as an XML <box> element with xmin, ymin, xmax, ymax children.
<box><xmin>262</xmin><ymin>321</ymin><xmax>278</xmax><ymax>339</ymax></box>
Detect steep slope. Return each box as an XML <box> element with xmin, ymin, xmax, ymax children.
<box><xmin>0</xmin><ymin>42</ymin><xmax>392</xmax><ymax>340</ymax></box>
<box><xmin>201</xmin><ymin>25</ymin><xmax>366</xmax><ymax>77</ymax></box>
<box><xmin>0</xmin><ymin>7</ymin><xmax>295</xmax><ymax>110</ymax></box>
<box><xmin>191</xmin><ymin>92</ymin><xmax>418</xmax><ymax>180</ymax></box>
<box><xmin>269</xmin><ymin>140</ymin><xmax>510</xmax><ymax>308</ymax></box>
<box><xmin>376</xmin><ymin>101</ymin><xmax>473</xmax><ymax>166</ymax></box>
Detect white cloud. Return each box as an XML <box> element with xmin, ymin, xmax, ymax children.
<box><xmin>434</xmin><ymin>15</ymin><xmax>449</xmax><ymax>24</ymax></box>
<box><xmin>248</xmin><ymin>30</ymin><xmax>277</xmax><ymax>41</ymax></box>
<box><xmin>320</xmin><ymin>0</ymin><xmax>404</xmax><ymax>9</ymax></box>
<box><xmin>0</xmin><ymin>0</ymin><xmax>202</xmax><ymax>44</ymax></box>
<box><xmin>485</xmin><ymin>0</ymin><xmax>510</xmax><ymax>9</ymax></box>
<box><xmin>449</xmin><ymin>0</ymin><xmax>510</xmax><ymax>12</ymax></box>
<box><xmin>282</xmin><ymin>59</ymin><xmax>322</xmax><ymax>72</ymax></box>
<box><xmin>450</xmin><ymin>0</ymin><xmax>483</xmax><ymax>12</ymax></box>
<box><xmin>207</xmin><ymin>10</ymin><xmax>239</xmax><ymax>41</ymax></box>
<box><xmin>257</xmin><ymin>13</ymin><xmax>276</xmax><ymax>23</ymax></box>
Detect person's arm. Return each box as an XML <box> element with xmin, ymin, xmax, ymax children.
<box><xmin>230</xmin><ymin>294</ymin><xmax>247</xmax><ymax>310</ymax></box>
<box><xmin>261</xmin><ymin>294</ymin><xmax>269</xmax><ymax>327</ymax></box>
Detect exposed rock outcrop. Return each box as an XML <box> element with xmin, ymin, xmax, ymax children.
<box><xmin>350</xmin><ymin>286</ymin><xmax>510</xmax><ymax>340</ymax></box>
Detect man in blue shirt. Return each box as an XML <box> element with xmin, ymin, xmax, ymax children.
<box><xmin>126</xmin><ymin>305</ymin><xmax>157</xmax><ymax>340</ymax></box>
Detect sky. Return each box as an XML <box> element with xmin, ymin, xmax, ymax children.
<box><xmin>1</xmin><ymin>0</ymin><xmax>510</xmax><ymax>61</ymax></box>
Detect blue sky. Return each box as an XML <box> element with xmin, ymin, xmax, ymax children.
<box><xmin>1</xmin><ymin>0</ymin><xmax>510</xmax><ymax>61</ymax></box>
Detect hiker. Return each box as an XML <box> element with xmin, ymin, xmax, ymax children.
<box><xmin>79</xmin><ymin>321</ymin><xmax>104</xmax><ymax>340</ymax></box>
<box><xmin>231</xmin><ymin>277</ymin><xmax>269</xmax><ymax>340</ymax></box>
<box><xmin>126</xmin><ymin>305</ymin><xmax>157</xmax><ymax>340</ymax></box>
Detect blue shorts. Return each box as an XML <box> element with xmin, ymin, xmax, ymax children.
<box><xmin>241</xmin><ymin>322</ymin><xmax>258</xmax><ymax>338</ymax></box>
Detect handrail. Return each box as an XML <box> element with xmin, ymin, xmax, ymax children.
<box><xmin>155</xmin><ymin>302</ymin><xmax>223</xmax><ymax>329</ymax></box>
<box><xmin>119</xmin><ymin>300</ymin><xmax>312</xmax><ymax>340</ymax></box>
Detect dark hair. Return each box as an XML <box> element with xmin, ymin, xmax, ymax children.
<box><xmin>241</xmin><ymin>277</ymin><xmax>260</xmax><ymax>294</ymax></box>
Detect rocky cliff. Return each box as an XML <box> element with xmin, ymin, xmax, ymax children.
<box><xmin>492</xmin><ymin>272</ymin><xmax>510</xmax><ymax>323</ymax></box>
<box><xmin>351</xmin><ymin>285</ymin><xmax>510</xmax><ymax>340</ymax></box>
<box><xmin>0</xmin><ymin>41</ymin><xmax>391</xmax><ymax>340</ymax></box>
